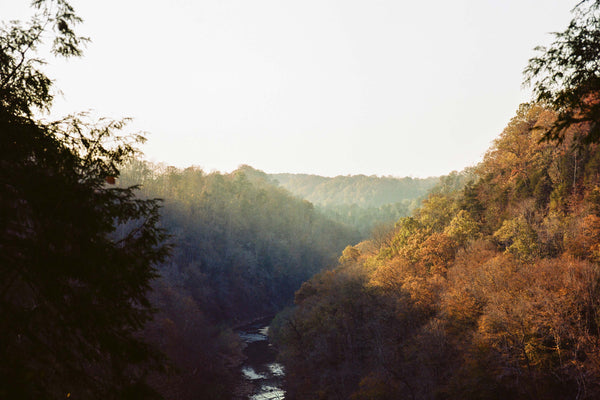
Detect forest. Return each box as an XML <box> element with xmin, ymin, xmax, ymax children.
<box><xmin>272</xmin><ymin>104</ymin><xmax>600</xmax><ymax>399</ymax></box>
<box><xmin>116</xmin><ymin>161</ymin><xmax>435</xmax><ymax>397</ymax></box>
<box><xmin>118</xmin><ymin>161</ymin><xmax>358</xmax><ymax>397</ymax></box>
<box><xmin>270</xmin><ymin>173</ymin><xmax>437</xmax><ymax>208</ymax></box>
<box><xmin>270</xmin><ymin>172</ymin><xmax>438</xmax><ymax>237</ymax></box>
<box><xmin>4</xmin><ymin>0</ymin><xmax>600</xmax><ymax>399</ymax></box>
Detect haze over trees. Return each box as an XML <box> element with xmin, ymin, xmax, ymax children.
<box><xmin>0</xmin><ymin>1</ymin><xmax>405</xmax><ymax>395</ymax></box>
<box><xmin>269</xmin><ymin>171</ymin><xmax>438</xmax><ymax>237</ymax></box>
<box><xmin>6</xmin><ymin>0</ymin><xmax>600</xmax><ymax>399</ymax></box>
<box><xmin>271</xmin><ymin>172</ymin><xmax>437</xmax><ymax>208</ymax></box>
<box><xmin>117</xmin><ymin>161</ymin><xmax>358</xmax><ymax>398</ymax></box>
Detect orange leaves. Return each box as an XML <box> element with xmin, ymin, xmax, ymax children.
<box><xmin>481</xmin><ymin>104</ymin><xmax>550</xmax><ymax>183</ymax></box>
<box><xmin>417</xmin><ymin>232</ymin><xmax>456</xmax><ymax>276</ymax></box>
<box><xmin>368</xmin><ymin>232</ymin><xmax>456</xmax><ymax>315</ymax></box>
<box><xmin>565</xmin><ymin>214</ymin><xmax>600</xmax><ymax>261</ymax></box>
<box><xmin>442</xmin><ymin>241</ymin><xmax>499</xmax><ymax>331</ymax></box>
<box><xmin>448</xmin><ymin>253</ymin><xmax>600</xmax><ymax>390</ymax></box>
<box><xmin>368</xmin><ymin>257</ymin><xmax>410</xmax><ymax>293</ymax></box>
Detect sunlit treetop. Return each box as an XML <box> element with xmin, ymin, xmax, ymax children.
<box><xmin>525</xmin><ymin>0</ymin><xmax>600</xmax><ymax>144</ymax></box>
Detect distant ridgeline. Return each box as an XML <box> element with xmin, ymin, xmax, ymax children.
<box><xmin>269</xmin><ymin>171</ymin><xmax>438</xmax><ymax>208</ymax></box>
<box><xmin>254</xmin><ymin>167</ymin><xmax>440</xmax><ymax>237</ymax></box>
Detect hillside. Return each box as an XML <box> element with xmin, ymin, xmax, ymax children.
<box><xmin>118</xmin><ymin>162</ymin><xmax>358</xmax><ymax>398</ymax></box>
<box><xmin>270</xmin><ymin>172</ymin><xmax>438</xmax><ymax>208</ymax></box>
<box><xmin>272</xmin><ymin>103</ymin><xmax>600</xmax><ymax>399</ymax></box>
<box><xmin>256</xmin><ymin>171</ymin><xmax>438</xmax><ymax>238</ymax></box>
<box><xmin>7</xmin><ymin>1</ymin><xmax>600</xmax><ymax>400</ymax></box>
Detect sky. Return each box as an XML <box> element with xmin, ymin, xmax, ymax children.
<box><xmin>2</xmin><ymin>0</ymin><xmax>578</xmax><ymax>177</ymax></box>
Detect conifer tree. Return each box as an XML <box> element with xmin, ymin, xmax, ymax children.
<box><xmin>0</xmin><ymin>1</ymin><xmax>169</xmax><ymax>398</ymax></box>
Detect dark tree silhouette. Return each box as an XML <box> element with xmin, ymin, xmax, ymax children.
<box><xmin>0</xmin><ymin>2</ymin><xmax>169</xmax><ymax>398</ymax></box>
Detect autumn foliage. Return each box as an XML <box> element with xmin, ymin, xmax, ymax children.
<box><xmin>273</xmin><ymin>103</ymin><xmax>600</xmax><ymax>399</ymax></box>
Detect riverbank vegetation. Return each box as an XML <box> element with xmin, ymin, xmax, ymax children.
<box><xmin>115</xmin><ymin>161</ymin><xmax>450</xmax><ymax>397</ymax></box>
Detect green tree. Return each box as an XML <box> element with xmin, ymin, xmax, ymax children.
<box><xmin>444</xmin><ymin>210</ymin><xmax>480</xmax><ymax>245</ymax></box>
<box><xmin>493</xmin><ymin>215</ymin><xmax>539</xmax><ymax>260</ymax></box>
<box><xmin>1</xmin><ymin>2</ymin><xmax>169</xmax><ymax>398</ymax></box>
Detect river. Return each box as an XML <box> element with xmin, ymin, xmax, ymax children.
<box><xmin>235</xmin><ymin>317</ymin><xmax>285</xmax><ymax>400</ymax></box>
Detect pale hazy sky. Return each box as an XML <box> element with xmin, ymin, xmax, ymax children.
<box><xmin>3</xmin><ymin>0</ymin><xmax>577</xmax><ymax>177</ymax></box>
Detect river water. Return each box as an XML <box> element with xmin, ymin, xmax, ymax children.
<box><xmin>236</xmin><ymin>318</ymin><xmax>285</xmax><ymax>400</ymax></box>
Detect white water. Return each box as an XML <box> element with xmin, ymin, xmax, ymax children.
<box><xmin>237</xmin><ymin>320</ymin><xmax>285</xmax><ymax>399</ymax></box>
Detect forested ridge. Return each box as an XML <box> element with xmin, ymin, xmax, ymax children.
<box><xmin>270</xmin><ymin>3</ymin><xmax>600</xmax><ymax>398</ymax></box>
<box><xmin>272</xmin><ymin>103</ymin><xmax>600</xmax><ymax>399</ymax></box>
<box><xmin>6</xmin><ymin>0</ymin><xmax>600</xmax><ymax>399</ymax></box>
<box><xmin>270</xmin><ymin>172</ymin><xmax>438</xmax><ymax>208</ymax></box>
<box><xmin>270</xmin><ymin>172</ymin><xmax>438</xmax><ymax>238</ymax></box>
<box><xmin>120</xmin><ymin>162</ymin><xmax>357</xmax><ymax>321</ymax></box>
<box><xmin>117</xmin><ymin>161</ymin><xmax>358</xmax><ymax>398</ymax></box>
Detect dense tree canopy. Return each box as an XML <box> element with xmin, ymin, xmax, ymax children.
<box><xmin>270</xmin><ymin>171</ymin><xmax>437</xmax><ymax>208</ymax></box>
<box><xmin>120</xmin><ymin>162</ymin><xmax>356</xmax><ymax>323</ymax></box>
<box><xmin>272</xmin><ymin>103</ymin><xmax>600</xmax><ymax>399</ymax></box>
<box><xmin>273</xmin><ymin>5</ymin><xmax>600</xmax><ymax>394</ymax></box>
<box><xmin>266</xmin><ymin>168</ymin><xmax>438</xmax><ymax>237</ymax></box>
<box><xmin>1</xmin><ymin>2</ymin><xmax>169</xmax><ymax>398</ymax></box>
<box><xmin>9</xmin><ymin>1</ymin><xmax>600</xmax><ymax>399</ymax></box>
<box><xmin>116</xmin><ymin>162</ymin><xmax>358</xmax><ymax>398</ymax></box>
